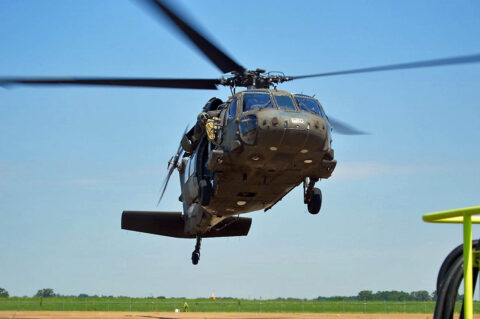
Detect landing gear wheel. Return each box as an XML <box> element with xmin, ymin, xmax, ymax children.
<box><xmin>200</xmin><ymin>181</ymin><xmax>212</xmax><ymax>206</ymax></box>
<box><xmin>191</xmin><ymin>252</ymin><xmax>200</xmax><ymax>265</ymax></box>
<box><xmin>307</xmin><ymin>187</ymin><xmax>322</xmax><ymax>215</ymax></box>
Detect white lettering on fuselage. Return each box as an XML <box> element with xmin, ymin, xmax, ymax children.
<box><xmin>291</xmin><ymin>118</ymin><xmax>304</xmax><ymax>124</ymax></box>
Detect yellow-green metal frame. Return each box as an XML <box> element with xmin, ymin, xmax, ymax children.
<box><xmin>423</xmin><ymin>205</ymin><xmax>480</xmax><ymax>319</ymax></box>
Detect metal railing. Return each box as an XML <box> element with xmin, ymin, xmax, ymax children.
<box><xmin>423</xmin><ymin>205</ymin><xmax>480</xmax><ymax>319</ymax></box>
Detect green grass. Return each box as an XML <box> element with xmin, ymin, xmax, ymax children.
<box><xmin>1</xmin><ymin>298</ymin><xmax>479</xmax><ymax>313</ymax></box>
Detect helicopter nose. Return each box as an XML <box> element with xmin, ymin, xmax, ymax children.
<box><xmin>256</xmin><ymin>112</ymin><xmax>328</xmax><ymax>154</ymax></box>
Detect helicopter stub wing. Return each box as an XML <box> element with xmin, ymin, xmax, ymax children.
<box><xmin>122</xmin><ymin>211</ymin><xmax>252</xmax><ymax>238</ymax></box>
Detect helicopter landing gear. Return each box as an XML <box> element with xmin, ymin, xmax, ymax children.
<box><xmin>191</xmin><ymin>235</ymin><xmax>202</xmax><ymax>265</ymax></box>
<box><xmin>304</xmin><ymin>178</ymin><xmax>322</xmax><ymax>215</ymax></box>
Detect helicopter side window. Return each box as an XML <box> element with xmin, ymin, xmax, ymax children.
<box><xmin>188</xmin><ymin>153</ymin><xmax>196</xmax><ymax>177</ymax></box>
<box><xmin>243</xmin><ymin>93</ymin><xmax>275</xmax><ymax>112</ymax></box>
<box><xmin>187</xmin><ymin>158</ymin><xmax>192</xmax><ymax>177</ymax></box>
<box><xmin>227</xmin><ymin>98</ymin><xmax>238</xmax><ymax>121</ymax></box>
<box><xmin>295</xmin><ymin>97</ymin><xmax>326</xmax><ymax>118</ymax></box>
<box><xmin>274</xmin><ymin>95</ymin><xmax>296</xmax><ymax>111</ymax></box>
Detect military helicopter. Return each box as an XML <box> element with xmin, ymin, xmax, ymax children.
<box><xmin>1</xmin><ymin>0</ymin><xmax>480</xmax><ymax>265</ymax></box>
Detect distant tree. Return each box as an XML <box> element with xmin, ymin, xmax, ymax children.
<box><xmin>78</xmin><ymin>294</ymin><xmax>89</xmax><ymax>298</ymax></box>
<box><xmin>358</xmin><ymin>290</ymin><xmax>373</xmax><ymax>301</ymax></box>
<box><xmin>35</xmin><ymin>288</ymin><xmax>56</xmax><ymax>298</ymax></box>
<box><xmin>431</xmin><ymin>290</ymin><xmax>437</xmax><ymax>301</ymax></box>
<box><xmin>0</xmin><ymin>288</ymin><xmax>9</xmax><ymax>298</ymax></box>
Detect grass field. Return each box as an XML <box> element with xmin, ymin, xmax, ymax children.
<box><xmin>0</xmin><ymin>311</ymin><xmax>463</xmax><ymax>319</ymax></box>
<box><xmin>1</xmin><ymin>298</ymin><xmax>479</xmax><ymax>314</ymax></box>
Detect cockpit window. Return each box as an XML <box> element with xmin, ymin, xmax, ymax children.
<box><xmin>295</xmin><ymin>96</ymin><xmax>325</xmax><ymax>117</ymax></box>
<box><xmin>274</xmin><ymin>95</ymin><xmax>296</xmax><ymax>111</ymax></box>
<box><xmin>243</xmin><ymin>93</ymin><xmax>275</xmax><ymax>112</ymax></box>
<box><xmin>227</xmin><ymin>98</ymin><xmax>237</xmax><ymax>120</ymax></box>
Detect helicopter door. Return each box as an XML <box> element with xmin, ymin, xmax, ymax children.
<box><xmin>222</xmin><ymin>98</ymin><xmax>239</xmax><ymax>151</ymax></box>
<box><xmin>185</xmin><ymin>153</ymin><xmax>199</xmax><ymax>205</ymax></box>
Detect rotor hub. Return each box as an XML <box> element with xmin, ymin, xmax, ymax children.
<box><xmin>220</xmin><ymin>69</ymin><xmax>291</xmax><ymax>89</ymax></box>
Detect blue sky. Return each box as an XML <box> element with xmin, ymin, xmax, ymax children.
<box><xmin>0</xmin><ymin>0</ymin><xmax>479</xmax><ymax>299</ymax></box>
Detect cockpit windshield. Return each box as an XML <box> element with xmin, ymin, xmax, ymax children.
<box><xmin>295</xmin><ymin>96</ymin><xmax>326</xmax><ymax>118</ymax></box>
<box><xmin>243</xmin><ymin>93</ymin><xmax>275</xmax><ymax>112</ymax></box>
<box><xmin>274</xmin><ymin>95</ymin><xmax>296</xmax><ymax>111</ymax></box>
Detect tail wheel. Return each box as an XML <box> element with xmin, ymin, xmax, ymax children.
<box><xmin>191</xmin><ymin>236</ymin><xmax>202</xmax><ymax>265</ymax></box>
<box><xmin>191</xmin><ymin>252</ymin><xmax>200</xmax><ymax>265</ymax></box>
<box><xmin>307</xmin><ymin>188</ymin><xmax>322</xmax><ymax>214</ymax></box>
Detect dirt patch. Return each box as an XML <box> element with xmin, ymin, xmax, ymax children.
<box><xmin>0</xmin><ymin>311</ymin><xmax>456</xmax><ymax>319</ymax></box>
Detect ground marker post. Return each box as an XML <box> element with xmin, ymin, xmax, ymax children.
<box><xmin>423</xmin><ymin>205</ymin><xmax>480</xmax><ymax>319</ymax></box>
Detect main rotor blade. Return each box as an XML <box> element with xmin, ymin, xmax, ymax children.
<box><xmin>328</xmin><ymin>116</ymin><xmax>367</xmax><ymax>135</ymax></box>
<box><xmin>142</xmin><ymin>0</ymin><xmax>245</xmax><ymax>74</ymax></box>
<box><xmin>289</xmin><ymin>54</ymin><xmax>480</xmax><ymax>80</ymax></box>
<box><xmin>0</xmin><ymin>77</ymin><xmax>220</xmax><ymax>90</ymax></box>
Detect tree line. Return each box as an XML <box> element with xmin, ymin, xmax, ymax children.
<box><xmin>0</xmin><ymin>287</ymin><xmax>443</xmax><ymax>301</ymax></box>
<box><xmin>355</xmin><ymin>290</ymin><xmax>434</xmax><ymax>301</ymax></box>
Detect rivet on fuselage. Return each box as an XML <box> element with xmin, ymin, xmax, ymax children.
<box><xmin>304</xmin><ymin>159</ymin><xmax>313</xmax><ymax>164</ymax></box>
<box><xmin>269</xmin><ymin>146</ymin><xmax>278</xmax><ymax>151</ymax></box>
<box><xmin>237</xmin><ymin>201</ymin><xmax>247</xmax><ymax>206</ymax></box>
<box><xmin>300</xmin><ymin>149</ymin><xmax>309</xmax><ymax>154</ymax></box>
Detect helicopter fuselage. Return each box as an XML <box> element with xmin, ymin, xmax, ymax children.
<box><xmin>180</xmin><ymin>89</ymin><xmax>336</xmax><ymax>235</ymax></box>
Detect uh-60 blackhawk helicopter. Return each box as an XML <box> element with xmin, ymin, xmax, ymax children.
<box><xmin>2</xmin><ymin>0</ymin><xmax>480</xmax><ymax>265</ymax></box>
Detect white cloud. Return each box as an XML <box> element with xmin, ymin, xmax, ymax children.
<box><xmin>64</xmin><ymin>167</ymin><xmax>161</xmax><ymax>186</ymax></box>
<box><xmin>67</xmin><ymin>178</ymin><xmax>114</xmax><ymax>185</ymax></box>
<box><xmin>332</xmin><ymin>162</ymin><xmax>446</xmax><ymax>180</ymax></box>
